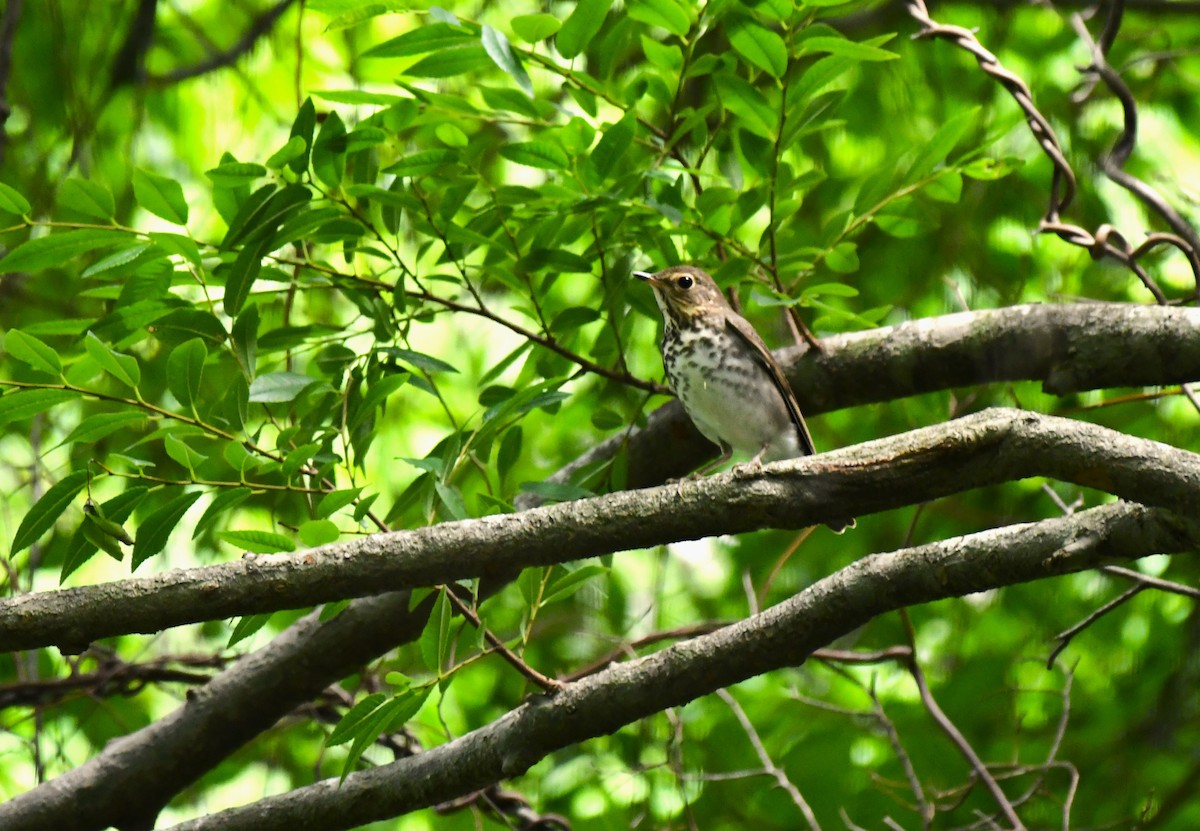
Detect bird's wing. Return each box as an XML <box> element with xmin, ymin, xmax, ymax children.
<box><xmin>724</xmin><ymin>313</ymin><xmax>818</xmax><ymax>456</ymax></box>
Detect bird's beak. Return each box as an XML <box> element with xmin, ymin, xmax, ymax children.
<box><xmin>633</xmin><ymin>270</ymin><xmax>659</xmax><ymax>285</ymax></box>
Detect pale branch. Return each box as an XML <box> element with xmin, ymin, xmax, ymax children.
<box><xmin>523</xmin><ymin>302</ymin><xmax>1200</xmax><ymax>498</ymax></box>
<box><xmin>160</xmin><ymin>501</ymin><xmax>1200</xmax><ymax>831</ymax></box>
<box><xmin>6</xmin><ymin>407</ymin><xmax>1200</xmax><ymax>652</ymax></box>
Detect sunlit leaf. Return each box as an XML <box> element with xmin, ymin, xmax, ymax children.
<box><xmin>0</xmin><ymin>229</ymin><xmax>131</xmax><ymax>274</ymax></box>
<box><xmin>10</xmin><ymin>469</ymin><xmax>89</xmax><ymax>554</ymax></box>
<box><xmin>4</xmin><ymin>329</ymin><xmax>62</xmax><ymax>376</ymax></box>
<box><xmin>133</xmin><ymin>168</ymin><xmax>189</xmax><ymax>225</ymax></box>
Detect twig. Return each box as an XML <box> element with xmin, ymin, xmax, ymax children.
<box><xmin>717</xmin><ymin>688</ymin><xmax>823</xmax><ymax>831</ymax></box>
<box><xmin>1045</xmin><ymin>584</ymin><xmax>1146</xmax><ymax>669</ymax></box>
<box><xmin>0</xmin><ymin>0</ymin><xmax>22</xmax><ymax>166</ymax></box>
<box><xmin>899</xmin><ymin>611</ymin><xmax>1026</xmax><ymax>830</ymax></box>
<box><xmin>149</xmin><ymin>0</ymin><xmax>300</xmax><ymax>86</ymax></box>
<box><xmin>441</xmin><ymin>587</ymin><xmax>563</xmax><ymax>693</ymax></box>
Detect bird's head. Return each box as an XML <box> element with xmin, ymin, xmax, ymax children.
<box><xmin>634</xmin><ymin>265</ymin><xmax>726</xmax><ymax>323</ymax></box>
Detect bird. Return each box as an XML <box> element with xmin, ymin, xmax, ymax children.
<box><xmin>636</xmin><ymin>265</ymin><xmax>853</xmax><ymax>530</ymax></box>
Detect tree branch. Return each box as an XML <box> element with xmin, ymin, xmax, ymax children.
<box><xmin>147</xmin><ymin>0</ymin><xmax>299</xmax><ymax>87</ymax></box>
<box><xmin>5</xmin><ymin>407</ymin><xmax>1200</xmax><ymax>652</ymax></box>
<box><xmin>525</xmin><ymin>302</ymin><xmax>1200</xmax><ymax>498</ymax></box>
<box><xmin>157</xmin><ymin>500</ymin><xmax>1200</xmax><ymax>831</ymax></box>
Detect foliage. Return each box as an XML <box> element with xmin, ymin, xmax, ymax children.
<box><xmin>1</xmin><ymin>0</ymin><xmax>1199</xmax><ymax>829</ymax></box>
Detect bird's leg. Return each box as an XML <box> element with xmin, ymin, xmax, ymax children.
<box><xmin>732</xmin><ymin>442</ymin><xmax>770</xmax><ymax>478</ymax></box>
<box><xmin>678</xmin><ymin>442</ymin><xmax>732</xmax><ymax>480</ymax></box>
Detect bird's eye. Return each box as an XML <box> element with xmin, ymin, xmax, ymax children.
<box><xmin>676</xmin><ymin>275</ymin><xmax>693</xmax><ymax>289</ymax></box>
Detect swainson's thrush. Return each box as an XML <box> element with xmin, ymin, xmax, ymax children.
<box><xmin>636</xmin><ymin>265</ymin><xmax>853</xmax><ymax>529</ymax></box>
<box><xmin>636</xmin><ymin>264</ymin><xmax>815</xmax><ymax>465</ymax></box>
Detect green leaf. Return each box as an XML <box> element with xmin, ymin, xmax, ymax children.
<box><xmin>328</xmin><ymin>692</ymin><xmax>389</xmax><ymax>746</ymax></box>
<box><xmin>150</xmin><ymin>232</ymin><xmax>202</xmax><ymax>268</ymax></box>
<box><xmin>288</xmin><ymin>97</ymin><xmax>317</xmax><ymax>175</ymax></box>
<box><xmin>218</xmin><ymin>529</ymin><xmax>296</xmax><ymax>554</ymax></box>
<box><xmin>11</xmin><ymin>469</ymin><xmax>89</xmax><ymax>554</ymax></box>
<box><xmin>5</xmin><ymin>329</ymin><xmax>62</xmax><ymax>376</ymax></box>
<box><xmin>382</xmin><ymin>347</ymin><xmax>458</xmax><ymax>374</ymax></box>
<box><xmin>205</xmin><ymin>162</ymin><xmax>268</xmax><ymax>187</ymax></box>
<box><xmin>908</xmin><ymin>106</ymin><xmax>980</xmax><ymax>180</ymax></box>
<box><xmin>518</xmin><ymin>480</ymin><xmax>595</xmax><ymax>503</ymax></box>
<box><xmin>363</xmin><ymin>22</ymin><xmax>474</xmax><ymax>58</ymax></box>
<box><xmin>232</xmin><ymin>304</ymin><xmax>259</xmax><ymax>379</ymax></box>
<box><xmin>248</xmin><ymin>371</ymin><xmax>319</xmax><ymax>403</ymax></box>
<box><xmin>419</xmin><ymin>589</ymin><xmax>452</xmax><ymax>673</ymax></box>
<box><xmin>926</xmin><ymin>169</ymin><xmax>964</xmax><ymax>204</ymax></box>
<box><xmin>131</xmin><ymin>490</ymin><xmax>203</xmax><ymax>569</ymax></box>
<box><xmin>627</xmin><ymin>0</ymin><xmax>692</xmax><ymax>37</ymax></box>
<box><xmin>266</xmin><ymin>136</ymin><xmax>309</xmax><ymax>170</ymax></box>
<box><xmin>227</xmin><ymin>613</ymin><xmax>274</xmax><ymax>647</ymax></box>
<box><xmin>511</xmin><ymin>13</ymin><xmax>560</xmax><ymax>42</ymax></box>
<box><xmin>84</xmin><ymin>332</ymin><xmax>141</xmax><ymax>388</ymax></box>
<box><xmin>194</xmin><ymin>486</ymin><xmax>254</xmax><ymax>538</ymax></box>
<box><xmin>338</xmin><ymin>687</ymin><xmax>430</xmax><ymax>780</ymax></box>
<box><xmin>132</xmin><ymin>168</ymin><xmax>189</xmax><ymax>224</ymax></box>
<box><xmin>164</xmin><ymin>433</ymin><xmax>207</xmax><ymax>473</ymax></box>
<box><xmin>167</xmin><ymin>338</ymin><xmax>207</xmax><ymax>411</ymax></box>
<box><xmin>799</xmin><ymin>36</ymin><xmax>897</xmax><ymax>62</ymax></box>
<box><xmin>590</xmin><ymin>114</ymin><xmax>636</xmax><ymax>180</ymax></box>
<box><xmin>384</xmin><ymin>150</ymin><xmax>460</xmax><ymax>177</ymax></box>
<box><xmin>482</xmin><ymin>25</ymin><xmax>533</xmax><ymax>97</ymax></box>
<box><xmin>543</xmin><ymin>563</ymin><xmax>609</xmax><ymax>605</ymax></box>
<box><xmin>714</xmin><ymin>73</ymin><xmax>777</xmax><ymax>138</ymax></box>
<box><xmin>316</xmin><ymin>487</ymin><xmax>363</xmax><ymax>519</ymax></box>
<box><xmin>0</xmin><ymin>181</ymin><xmax>31</xmax><ymax>215</ymax></box>
<box><xmin>0</xmin><ymin>229</ymin><xmax>131</xmax><ymax>274</ymax></box>
<box><xmin>61</xmin><ymin>411</ymin><xmax>147</xmax><ymax>446</ymax></box>
<box><xmin>62</xmin><ymin>487</ymin><xmax>149</xmax><ymax>580</ymax></box>
<box><xmin>298</xmin><ymin>519</ymin><xmax>340</xmax><ymax>547</ymax></box>
<box><xmin>825</xmin><ymin>241</ymin><xmax>860</xmax><ymax>274</ymax></box>
<box><xmin>223</xmin><ymin>234</ymin><xmax>273</xmax><ymax>317</ymax></box>
<box><xmin>556</xmin><ymin>0</ymin><xmax>611</xmax><ymax>58</ymax></box>
<box><xmin>500</xmin><ymin>141</ymin><xmax>569</xmax><ymax>170</ymax></box>
<box><xmin>405</xmin><ymin>45</ymin><xmax>493</xmax><ymax>78</ymax></box>
<box><xmin>311</xmin><ymin>110</ymin><xmax>348</xmax><ymax>190</ymax></box>
<box><xmin>0</xmin><ymin>388</ymin><xmax>81</xmax><ymax>427</ymax></box>
<box><xmin>726</xmin><ymin>15</ymin><xmax>788</xmax><ymax>77</ymax></box>
<box><xmin>434</xmin><ymin>481</ymin><xmax>469</xmax><ymax>521</ymax></box>
<box><xmin>59</xmin><ymin>179</ymin><xmax>116</xmax><ymax>220</ymax></box>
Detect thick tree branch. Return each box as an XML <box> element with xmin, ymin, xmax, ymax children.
<box><xmin>0</xmin><ymin>591</ymin><xmax>428</xmax><ymax>831</ymax></box>
<box><xmin>5</xmin><ymin>407</ymin><xmax>1200</xmax><ymax>652</ymax></box>
<box><xmin>531</xmin><ymin>302</ymin><xmax>1200</xmax><ymax>495</ymax></box>
<box><xmin>159</xmin><ymin>501</ymin><xmax>1200</xmax><ymax>831</ymax></box>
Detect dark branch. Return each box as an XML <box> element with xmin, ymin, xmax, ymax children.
<box><xmin>148</xmin><ymin>0</ymin><xmax>298</xmax><ymax>87</ymax></box>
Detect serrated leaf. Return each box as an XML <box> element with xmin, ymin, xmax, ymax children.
<box><xmin>0</xmin><ymin>388</ymin><xmax>80</xmax><ymax>427</ymax></box>
<box><xmin>218</xmin><ymin>529</ymin><xmax>296</xmax><ymax>554</ymax></box>
<box><xmin>363</xmin><ymin>22</ymin><xmax>474</xmax><ymax>58</ymax></box>
<box><xmin>10</xmin><ymin>469</ymin><xmax>89</xmax><ymax>554</ymax></box>
<box><xmin>248</xmin><ymin>371</ymin><xmax>319</xmax><ymax>403</ymax></box>
<box><xmin>500</xmin><ymin>141</ymin><xmax>568</xmax><ymax>170</ymax></box>
<box><xmin>5</xmin><ymin>329</ymin><xmax>62</xmax><ymax>375</ymax></box>
<box><xmin>132</xmin><ymin>168</ymin><xmax>189</xmax><ymax>225</ymax></box>
<box><xmin>194</xmin><ymin>486</ymin><xmax>254</xmax><ymax>538</ymax></box>
<box><xmin>150</xmin><ymin>232</ymin><xmax>202</xmax><ymax>267</ymax></box>
<box><xmin>59</xmin><ymin>179</ymin><xmax>116</xmax><ymax>220</ymax></box>
<box><xmin>131</xmin><ymin>490</ymin><xmax>203</xmax><ymax>568</ymax></box>
<box><xmin>0</xmin><ymin>181</ymin><xmax>31</xmax><ymax>215</ymax></box>
<box><xmin>84</xmin><ymin>332</ymin><xmax>141</xmax><ymax>388</ymax></box>
<box><xmin>511</xmin><ymin>13</ymin><xmax>560</xmax><ymax>42</ymax></box>
<box><xmin>726</xmin><ymin>15</ymin><xmax>788</xmax><ymax>77</ymax></box>
<box><xmin>61</xmin><ymin>411</ymin><xmax>146</xmax><ymax>446</ymax></box>
<box><xmin>0</xmin><ymin>229</ymin><xmax>131</xmax><ymax>273</ymax></box>
<box><xmin>556</xmin><ymin>0</ymin><xmax>611</xmax><ymax>58</ymax></box>
<box><xmin>482</xmin><ymin>25</ymin><xmax>533</xmax><ymax>97</ymax></box>
<box><xmin>167</xmin><ymin>338</ymin><xmax>207</xmax><ymax>411</ymax></box>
